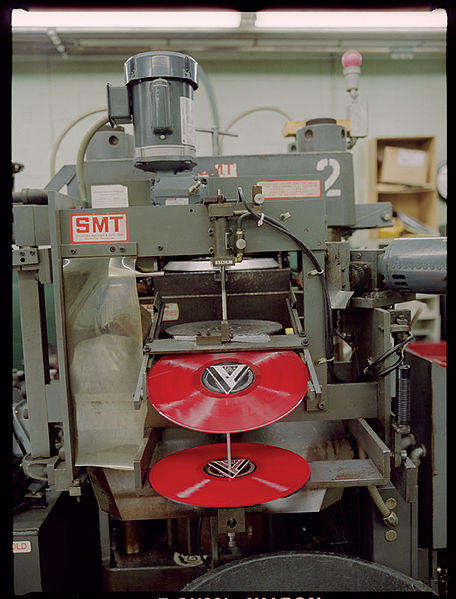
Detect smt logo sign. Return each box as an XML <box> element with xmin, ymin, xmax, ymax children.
<box><xmin>70</xmin><ymin>212</ymin><xmax>129</xmax><ymax>244</ymax></box>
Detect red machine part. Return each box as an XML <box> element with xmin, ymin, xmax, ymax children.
<box><xmin>149</xmin><ymin>442</ymin><xmax>311</xmax><ymax>508</ymax></box>
<box><xmin>146</xmin><ymin>350</ymin><xmax>309</xmax><ymax>433</ymax></box>
<box><xmin>408</xmin><ymin>341</ymin><xmax>446</xmax><ymax>368</ymax></box>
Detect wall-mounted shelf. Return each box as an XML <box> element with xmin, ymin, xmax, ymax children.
<box><xmin>368</xmin><ymin>136</ymin><xmax>438</xmax><ymax>238</ymax></box>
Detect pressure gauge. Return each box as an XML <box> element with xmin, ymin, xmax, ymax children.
<box><xmin>437</xmin><ymin>161</ymin><xmax>447</xmax><ymax>201</ymax></box>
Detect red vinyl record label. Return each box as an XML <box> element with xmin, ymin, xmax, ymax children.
<box><xmin>149</xmin><ymin>442</ymin><xmax>311</xmax><ymax>508</ymax></box>
<box><xmin>147</xmin><ymin>351</ymin><xmax>309</xmax><ymax>433</ymax></box>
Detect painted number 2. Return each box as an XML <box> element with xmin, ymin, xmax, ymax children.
<box><xmin>316</xmin><ymin>158</ymin><xmax>341</xmax><ymax>197</ymax></box>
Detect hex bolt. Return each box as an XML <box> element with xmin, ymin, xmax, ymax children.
<box><xmin>109</xmin><ymin>246</ymin><xmax>116</xmax><ymax>252</ymax></box>
<box><xmin>384</xmin><ymin>529</ymin><xmax>398</xmax><ymax>542</ymax></box>
<box><xmin>318</xmin><ymin>401</ymin><xmax>326</xmax><ymax>410</ymax></box>
<box><xmin>385</xmin><ymin>497</ymin><xmax>397</xmax><ymax>510</ymax></box>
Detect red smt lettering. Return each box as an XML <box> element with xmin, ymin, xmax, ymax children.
<box><xmin>70</xmin><ymin>213</ymin><xmax>129</xmax><ymax>244</ymax></box>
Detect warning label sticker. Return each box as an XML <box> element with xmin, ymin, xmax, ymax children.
<box><xmin>257</xmin><ymin>179</ymin><xmax>321</xmax><ymax>199</ymax></box>
<box><xmin>215</xmin><ymin>163</ymin><xmax>238</xmax><ymax>178</ymax></box>
<box><xmin>163</xmin><ymin>303</ymin><xmax>179</xmax><ymax>322</ymax></box>
<box><xmin>180</xmin><ymin>96</ymin><xmax>196</xmax><ymax>147</ymax></box>
<box><xmin>69</xmin><ymin>212</ymin><xmax>129</xmax><ymax>244</ymax></box>
<box><xmin>91</xmin><ymin>184</ymin><xmax>129</xmax><ymax>208</ymax></box>
<box><xmin>13</xmin><ymin>540</ymin><xmax>32</xmax><ymax>554</ymax></box>
<box><xmin>165</xmin><ymin>198</ymin><xmax>189</xmax><ymax>206</ymax></box>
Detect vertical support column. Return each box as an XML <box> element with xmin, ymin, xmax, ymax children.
<box><xmin>17</xmin><ymin>271</ymin><xmax>50</xmax><ymax>458</ymax></box>
<box><xmin>302</xmin><ymin>249</ymin><xmax>328</xmax><ymax>401</ymax></box>
<box><xmin>209</xmin><ymin>516</ymin><xmax>219</xmax><ymax>568</ymax></box>
<box><xmin>372</xmin><ymin>308</ymin><xmax>394</xmax><ymax>448</ymax></box>
<box><xmin>351</xmin><ymin>307</ymin><xmax>393</xmax><ymax>447</ymax></box>
<box><xmin>47</xmin><ymin>191</ymin><xmax>78</xmax><ymax>487</ymax></box>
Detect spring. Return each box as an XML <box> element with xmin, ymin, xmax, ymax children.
<box><xmin>396</xmin><ymin>364</ymin><xmax>411</xmax><ymax>425</ymax></box>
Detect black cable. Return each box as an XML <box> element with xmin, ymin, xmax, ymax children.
<box><xmin>362</xmin><ymin>333</ymin><xmax>414</xmax><ymax>380</ymax></box>
<box><xmin>237</xmin><ymin>186</ymin><xmax>339</xmax><ymax>382</ymax></box>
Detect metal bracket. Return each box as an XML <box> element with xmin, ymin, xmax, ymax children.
<box><xmin>133</xmin><ymin>353</ymin><xmax>150</xmax><ymax>409</ymax></box>
<box><xmin>12</xmin><ymin>247</ymin><xmax>40</xmax><ymax>267</ymax></box>
<box><xmin>13</xmin><ymin>247</ymin><xmax>53</xmax><ymax>283</ymax></box>
<box><xmin>349</xmin><ymin>418</ymin><xmax>391</xmax><ymax>480</ymax></box>
<box><xmin>133</xmin><ymin>428</ymin><xmax>162</xmax><ymax>491</ymax></box>
<box><xmin>21</xmin><ymin>453</ymin><xmax>60</xmax><ymax>484</ymax></box>
<box><xmin>217</xmin><ymin>508</ymin><xmax>246</xmax><ymax>533</ymax></box>
<box><xmin>61</xmin><ymin>241</ymin><xmax>137</xmax><ymax>258</ymax></box>
<box><xmin>390</xmin><ymin>456</ymin><xmax>418</xmax><ymax>504</ymax></box>
<box><xmin>134</xmin><ymin>295</ymin><xmax>164</xmax><ymax>408</ymax></box>
<box><xmin>285</xmin><ymin>295</ymin><xmax>323</xmax><ymax>410</ymax></box>
<box><xmin>303</xmin><ymin>347</ymin><xmax>324</xmax><ymax>410</ymax></box>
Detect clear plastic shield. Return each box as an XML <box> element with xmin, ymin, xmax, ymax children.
<box><xmin>62</xmin><ymin>256</ymin><xmax>146</xmax><ymax>469</ymax></box>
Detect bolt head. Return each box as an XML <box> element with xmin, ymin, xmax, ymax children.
<box><xmin>384</xmin><ymin>529</ymin><xmax>398</xmax><ymax>542</ymax></box>
<box><xmin>385</xmin><ymin>497</ymin><xmax>397</xmax><ymax>510</ymax></box>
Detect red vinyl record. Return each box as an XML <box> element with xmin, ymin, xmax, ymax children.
<box><xmin>147</xmin><ymin>351</ymin><xmax>309</xmax><ymax>433</ymax></box>
<box><xmin>149</xmin><ymin>442</ymin><xmax>311</xmax><ymax>508</ymax></box>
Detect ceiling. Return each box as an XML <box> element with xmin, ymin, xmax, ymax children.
<box><xmin>12</xmin><ymin>12</ymin><xmax>446</xmax><ymax>62</ymax></box>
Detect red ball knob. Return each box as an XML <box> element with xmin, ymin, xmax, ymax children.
<box><xmin>342</xmin><ymin>50</ymin><xmax>362</xmax><ymax>68</ymax></box>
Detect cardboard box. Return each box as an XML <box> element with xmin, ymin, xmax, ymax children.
<box><xmin>379</xmin><ymin>146</ymin><xmax>429</xmax><ymax>186</ymax></box>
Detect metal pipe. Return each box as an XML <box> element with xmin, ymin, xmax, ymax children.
<box><xmin>220</xmin><ymin>265</ymin><xmax>228</xmax><ymax>321</ymax></box>
<box><xmin>357</xmin><ymin>443</ymin><xmax>398</xmax><ymax>527</ymax></box>
<box><xmin>226</xmin><ymin>432</ymin><xmax>232</xmax><ymax>472</ymax></box>
<box><xmin>75</xmin><ymin>115</ymin><xmax>110</xmax><ymax>203</ymax></box>
<box><xmin>410</xmin><ymin>445</ymin><xmax>426</xmax><ymax>468</ymax></box>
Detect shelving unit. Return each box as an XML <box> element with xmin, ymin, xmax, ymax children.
<box><xmin>367</xmin><ymin>136</ymin><xmax>438</xmax><ymax>238</ymax></box>
<box><xmin>396</xmin><ymin>294</ymin><xmax>442</xmax><ymax>342</ymax></box>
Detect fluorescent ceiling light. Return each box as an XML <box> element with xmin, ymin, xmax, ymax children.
<box><xmin>255</xmin><ymin>9</ymin><xmax>447</xmax><ymax>29</ymax></box>
<box><xmin>11</xmin><ymin>9</ymin><xmax>242</xmax><ymax>29</ymax></box>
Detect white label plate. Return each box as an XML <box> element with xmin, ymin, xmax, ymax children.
<box><xmin>69</xmin><ymin>212</ymin><xmax>129</xmax><ymax>244</ymax></box>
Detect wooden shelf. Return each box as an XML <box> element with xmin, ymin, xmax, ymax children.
<box><xmin>376</xmin><ymin>183</ymin><xmax>435</xmax><ymax>194</ymax></box>
<box><xmin>368</xmin><ymin>136</ymin><xmax>438</xmax><ymax>236</ymax></box>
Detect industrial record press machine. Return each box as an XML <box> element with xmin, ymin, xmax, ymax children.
<box><xmin>12</xmin><ymin>50</ymin><xmax>447</xmax><ymax>593</ymax></box>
